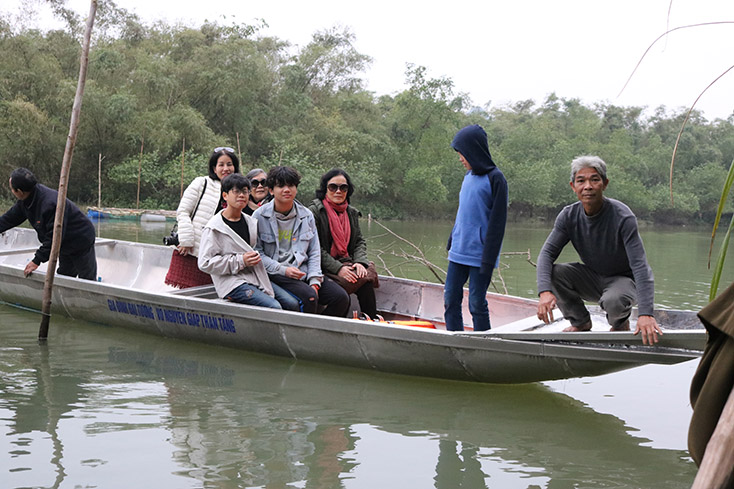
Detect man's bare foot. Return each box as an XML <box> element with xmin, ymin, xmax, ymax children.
<box><xmin>610</xmin><ymin>320</ymin><xmax>630</xmax><ymax>332</ymax></box>
<box><xmin>563</xmin><ymin>321</ymin><xmax>592</xmax><ymax>332</ymax></box>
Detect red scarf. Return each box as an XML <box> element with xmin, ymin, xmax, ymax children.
<box><xmin>322</xmin><ymin>198</ymin><xmax>350</xmax><ymax>259</ymax></box>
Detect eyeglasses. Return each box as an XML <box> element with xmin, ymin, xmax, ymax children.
<box><xmin>214</xmin><ymin>146</ymin><xmax>235</xmax><ymax>154</ymax></box>
<box><xmin>227</xmin><ymin>188</ymin><xmax>249</xmax><ymax>196</ymax></box>
<box><xmin>327</xmin><ymin>183</ymin><xmax>349</xmax><ymax>193</ymax></box>
<box><xmin>250</xmin><ymin>178</ymin><xmax>267</xmax><ymax>188</ymax></box>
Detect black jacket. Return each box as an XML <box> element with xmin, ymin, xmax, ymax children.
<box><xmin>0</xmin><ymin>184</ymin><xmax>96</xmax><ymax>264</ymax></box>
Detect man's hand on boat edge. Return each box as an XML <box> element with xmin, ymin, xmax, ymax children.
<box><xmin>635</xmin><ymin>315</ymin><xmax>663</xmax><ymax>345</ymax></box>
<box><xmin>536</xmin><ymin>291</ymin><xmax>557</xmax><ymax>324</ymax></box>
<box><xmin>24</xmin><ymin>261</ymin><xmax>38</xmax><ymax>277</ymax></box>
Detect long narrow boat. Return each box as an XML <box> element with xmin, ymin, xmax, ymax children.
<box><xmin>0</xmin><ymin>228</ymin><xmax>706</xmax><ymax>384</ymax></box>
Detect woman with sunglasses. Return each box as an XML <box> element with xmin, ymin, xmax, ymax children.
<box><xmin>165</xmin><ymin>146</ymin><xmax>240</xmax><ymax>288</ymax></box>
<box><xmin>244</xmin><ymin>168</ymin><xmax>270</xmax><ymax>215</ymax></box>
<box><xmin>308</xmin><ymin>169</ymin><xmax>378</xmax><ymax>318</ymax></box>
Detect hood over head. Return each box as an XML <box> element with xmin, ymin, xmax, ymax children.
<box><xmin>450</xmin><ymin>124</ymin><xmax>495</xmax><ymax>175</ymax></box>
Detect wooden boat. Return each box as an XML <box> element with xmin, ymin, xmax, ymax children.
<box><xmin>86</xmin><ymin>206</ymin><xmax>176</xmax><ymax>221</ymax></box>
<box><xmin>0</xmin><ymin>228</ymin><xmax>706</xmax><ymax>384</ymax></box>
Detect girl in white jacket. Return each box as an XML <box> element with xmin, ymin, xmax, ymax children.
<box><xmin>165</xmin><ymin>146</ymin><xmax>240</xmax><ymax>288</ymax></box>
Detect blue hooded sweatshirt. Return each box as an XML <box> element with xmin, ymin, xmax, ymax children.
<box><xmin>447</xmin><ymin>124</ymin><xmax>508</xmax><ymax>275</ymax></box>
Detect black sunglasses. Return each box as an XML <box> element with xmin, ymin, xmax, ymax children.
<box><xmin>327</xmin><ymin>183</ymin><xmax>349</xmax><ymax>193</ymax></box>
<box><xmin>326</xmin><ymin>183</ymin><xmax>349</xmax><ymax>193</ymax></box>
<box><xmin>214</xmin><ymin>146</ymin><xmax>235</xmax><ymax>154</ymax></box>
<box><xmin>250</xmin><ymin>178</ymin><xmax>267</xmax><ymax>188</ymax></box>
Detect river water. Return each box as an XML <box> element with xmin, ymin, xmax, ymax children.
<box><xmin>2</xmin><ymin>217</ymin><xmax>731</xmax><ymax>489</ymax></box>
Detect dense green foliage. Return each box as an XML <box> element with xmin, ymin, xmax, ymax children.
<box><xmin>1</xmin><ymin>4</ymin><xmax>733</xmax><ymax>223</ymax></box>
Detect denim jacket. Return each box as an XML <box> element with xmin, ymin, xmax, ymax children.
<box><xmin>252</xmin><ymin>200</ymin><xmax>323</xmax><ymax>286</ymax></box>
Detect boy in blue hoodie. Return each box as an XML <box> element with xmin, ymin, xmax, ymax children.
<box><xmin>444</xmin><ymin>125</ymin><xmax>508</xmax><ymax>331</ymax></box>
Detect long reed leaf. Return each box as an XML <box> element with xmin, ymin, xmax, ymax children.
<box><xmin>708</xmin><ymin>158</ymin><xmax>734</xmax><ymax>267</ymax></box>
<box><xmin>710</xmin><ymin>214</ymin><xmax>734</xmax><ymax>301</ymax></box>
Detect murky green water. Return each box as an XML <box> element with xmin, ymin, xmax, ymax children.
<box><xmin>3</xmin><ymin>217</ymin><xmax>727</xmax><ymax>488</ymax></box>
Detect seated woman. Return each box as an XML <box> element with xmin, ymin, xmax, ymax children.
<box><xmin>253</xmin><ymin>166</ymin><xmax>350</xmax><ymax>317</ymax></box>
<box><xmin>165</xmin><ymin>147</ymin><xmax>239</xmax><ymax>288</ymax></box>
<box><xmin>244</xmin><ymin>168</ymin><xmax>270</xmax><ymax>215</ymax></box>
<box><xmin>198</xmin><ymin>174</ymin><xmax>299</xmax><ymax>310</ymax></box>
<box><xmin>308</xmin><ymin>169</ymin><xmax>377</xmax><ymax>319</ymax></box>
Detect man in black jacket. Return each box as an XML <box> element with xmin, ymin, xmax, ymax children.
<box><xmin>1</xmin><ymin>168</ymin><xmax>97</xmax><ymax>280</ymax></box>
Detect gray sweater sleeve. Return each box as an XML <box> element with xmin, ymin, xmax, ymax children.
<box><xmin>536</xmin><ymin>209</ymin><xmax>570</xmax><ymax>294</ymax></box>
<box><xmin>618</xmin><ymin>215</ymin><xmax>655</xmax><ymax>316</ymax></box>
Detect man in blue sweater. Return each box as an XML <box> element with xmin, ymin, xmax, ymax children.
<box><xmin>444</xmin><ymin>124</ymin><xmax>508</xmax><ymax>331</ymax></box>
<box><xmin>536</xmin><ymin>155</ymin><xmax>662</xmax><ymax>345</ymax></box>
<box><xmin>0</xmin><ymin>168</ymin><xmax>97</xmax><ymax>280</ymax></box>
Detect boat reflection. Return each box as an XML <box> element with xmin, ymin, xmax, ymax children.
<box><xmin>0</xmin><ymin>306</ymin><xmax>695</xmax><ymax>488</ymax></box>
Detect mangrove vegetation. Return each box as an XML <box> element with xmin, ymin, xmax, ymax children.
<box><xmin>1</xmin><ymin>3</ymin><xmax>733</xmax><ymax>223</ymax></box>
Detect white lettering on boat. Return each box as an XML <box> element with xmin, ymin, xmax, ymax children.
<box><xmin>105</xmin><ymin>298</ymin><xmax>236</xmax><ymax>334</ymax></box>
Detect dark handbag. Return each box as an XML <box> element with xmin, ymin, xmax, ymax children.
<box><xmin>326</xmin><ymin>261</ymin><xmax>379</xmax><ymax>295</ymax></box>
<box><xmin>163</xmin><ymin>179</ymin><xmax>208</xmax><ymax>246</ymax></box>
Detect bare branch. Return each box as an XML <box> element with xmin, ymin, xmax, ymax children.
<box><xmin>492</xmin><ymin>266</ymin><xmax>508</xmax><ymax>295</ymax></box>
<box><xmin>372</xmin><ymin>251</ymin><xmax>395</xmax><ymax>277</ymax></box>
<box><xmin>501</xmin><ymin>249</ymin><xmax>537</xmax><ymax>267</ymax></box>
<box><xmin>371</xmin><ymin>219</ymin><xmax>447</xmax><ymax>282</ymax></box>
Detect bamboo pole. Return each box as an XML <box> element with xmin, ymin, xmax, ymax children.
<box><xmin>136</xmin><ymin>135</ymin><xmax>144</xmax><ymax>209</ymax></box>
<box><xmin>180</xmin><ymin>137</ymin><xmax>185</xmax><ymax>198</ymax></box>
<box><xmin>38</xmin><ymin>0</ymin><xmax>97</xmax><ymax>341</ymax></box>
<box><xmin>692</xmin><ymin>385</ymin><xmax>734</xmax><ymax>488</ymax></box>
<box><xmin>97</xmin><ymin>153</ymin><xmax>102</xmax><ymax>208</ymax></box>
<box><xmin>236</xmin><ymin>132</ymin><xmax>242</xmax><ymax>163</ymax></box>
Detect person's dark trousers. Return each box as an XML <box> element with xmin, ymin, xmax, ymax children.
<box><xmin>443</xmin><ymin>261</ymin><xmax>493</xmax><ymax>331</ymax></box>
<box><xmin>355</xmin><ymin>282</ymin><xmax>377</xmax><ymax>318</ymax></box>
<box><xmin>57</xmin><ymin>243</ymin><xmax>97</xmax><ymax>281</ymax></box>
<box><xmin>270</xmin><ymin>274</ymin><xmax>350</xmax><ymax>317</ymax></box>
<box><xmin>550</xmin><ymin>262</ymin><xmax>637</xmax><ymax>329</ymax></box>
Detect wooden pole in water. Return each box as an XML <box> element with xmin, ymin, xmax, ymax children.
<box><xmin>38</xmin><ymin>0</ymin><xmax>97</xmax><ymax>341</ymax></box>
<box><xmin>692</xmin><ymin>385</ymin><xmax>734</xmax><ymax>488</ymax></box>
<box><xmin>136</xmin><ymin>135</ymin><xmax>144</xmax><ymax>209</ymax></box>
<box><xmin>180</xmin><ymin>137</ymin><xmax>185</xmax><ymax>198</ymax></box>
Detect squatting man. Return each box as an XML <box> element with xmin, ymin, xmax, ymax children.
<box><xmin>535</xmin><ymin>155</ymin><xmax>663</xmax><ymax>345</ymax></box>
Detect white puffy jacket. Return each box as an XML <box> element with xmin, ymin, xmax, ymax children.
<box><xmin>176</xmin><ymin>176</ymin><xmax>222</xmax><ymax>257</ymax></box>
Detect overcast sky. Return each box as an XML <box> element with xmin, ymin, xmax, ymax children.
<box><xmin>5</xmin><ymin>0</ymin><xmax>734</xmax><ymax>120</ymax></box>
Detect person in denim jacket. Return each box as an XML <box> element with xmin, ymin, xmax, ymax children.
<box><xmin>253</xmin><ymin>166</ymin><xmax>350</xmax><ymax>317</ymax></box>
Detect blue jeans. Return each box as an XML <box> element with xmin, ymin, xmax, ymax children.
<box><xmin>443</xmin><ymin>261</ymin><xmax>493</xmax><ymax>331</ymax></box>
<box><xmin>226</xmin><ymin>283</ymin><xmax>299</xmax><ymax>311</ymax></box>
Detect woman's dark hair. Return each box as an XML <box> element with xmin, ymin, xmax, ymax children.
<box><xmin>315</xmin><ymin>168</ymin><xmax>354</xmax><ymax>202</ymax></box>
<box><xmin>266</xmin><ymin>166</ymin><xmax>301</xmax><ymax>188</ymax></box>
<box><xmin>221</xmin><ymin>173</ymin><xmax>251</xmax><ymax>193</ymax></box>
<box><xmin>10</xmin><ymin>168</ymin><xmax>38</xmax><ymax>193</ymax></box>
<box><xmin>207</xmin><ymin>148</ymin><xmax>240</xmax><ymax>180</ymax></box>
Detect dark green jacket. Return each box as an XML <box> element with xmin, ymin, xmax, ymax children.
<box><xmin>688</xmin><ymin>280</ymin><xmax>734</xmax><ymax>466</ymax></box>
<box><xmin>308</xmin><ymin>198</ymin><xmax>369</xmax><ymax>275</ymax></box>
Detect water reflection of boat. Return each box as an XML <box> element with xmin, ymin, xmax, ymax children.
<box><xmin>0</xmin><ymin>313</ymin><xmax>695</xmax><ymax>489</ymax></box>
<box><xmin>0</xmin><ymin>228</ymin><xmax>706</xmax><ymax>384</ymax></box>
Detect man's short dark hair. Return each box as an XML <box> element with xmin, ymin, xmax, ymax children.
<box><xmin>10</xmin><ymin>168</ymin><xmax>38</xmax><ymax>193</ymax></box>
<box><xmin>266</xmin><ymin>166</ymin><xmax>301</xmax><ymax>188</ymax></box>
<box><xmin>221</xmin><ymin>173</ymin><xmax>251</xmax><ymax>193</ymax></box>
